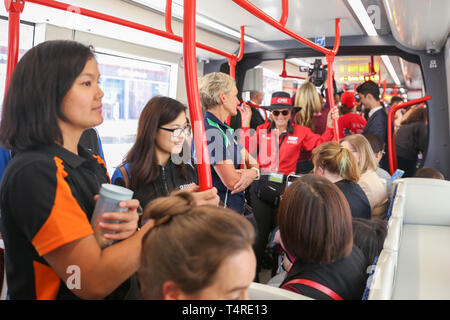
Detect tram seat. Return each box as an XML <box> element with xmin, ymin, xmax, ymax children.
<box><xmin>369</xmin><ymin>178</ymin><xmax>450</xmax><ymax>299</ymax></box>
<box><xmin>367</xmin><ymin>249</ymin><xmax>398</xmax><ymax>300</ymax></box>
<box><xmin>248</xmin><ymin>282</ymin><xmax>312</xmax><ymax>300</ymax></box>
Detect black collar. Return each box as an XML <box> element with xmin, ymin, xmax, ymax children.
<box><xmin>29</xmin><ymin>144</ymin><xmax>93</xmax><ymax>169</ymax></box>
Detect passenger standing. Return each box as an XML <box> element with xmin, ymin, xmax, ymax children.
<box><xmin>249</xmin><ymin>91</ymin><xmax>337</xmax><ymax>278</ymax></box>
<box><xmin>341</xmin><ymin>134</ymin><xmax>389</xmax><ymax>220</ymax></box>
<box><xmin>198</xmin><ymin>72</ymin><xmax>260</xmax><ymax>213</ymax></box>
<box><xmin>395</xmin><ymin>107</ymin><xmax>428</xmax><ymax>177</ymax></box>
<box><xmin>293</xmin><ymin>82</ymin><xmax>327</xmax><ymax>174</ymax></box>
<box><xmin>337</xmin><ymin>91</ymin><xmax>367</xmax><ymax>139</ymax></box>
<box><xmin>229</xmin><ymin>90</ymin><xmax>267</xmax><ymax>132</ymax></box>
<box><xmin>0</xmin><ymin>40</ymin><xmax>152</xmax><ymax>300</ymax></box>
<box><xmin>111</xmin><ymin>96</ymin><xmax>219</xmax><ymax>209</ymax></box>
<box><xmin>357</xmin><ymin>81</ymin><xmax>389</xmax><ymax>171</ymax></box>
<box><xmin>138</xmin><ymin>193</ymin><xmax>256</xmax><ymax>300</ymax></box>
<box><xmin>278</xmin><ymin>175</ymin><xmax>368</xmax><ymax>300</ymax></box>
<box><xmin>312</xmin><ymin>141</ymin><xmax>371</xmax><ymax>219</ymax></box>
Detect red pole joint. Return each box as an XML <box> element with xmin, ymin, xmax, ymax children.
<box><xmin>183</xmin><ymin>0</ymin><xmax>213</xmax><ymax>191</ymax></box>
<box><xmin>4</xmin><ymin>0</ymin><xmax>25</xmax><ymax>95</ymax></box>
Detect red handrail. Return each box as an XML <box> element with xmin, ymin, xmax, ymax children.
<box><xmin>184</xmin><ymin>0</ymin><xmax>213</xmax><ymax>190</ymax></box>
<box><xmin>165</xmin><ymin>0</ymin><xmax>173</xmax><ymax>34</ymax></box>
<box><xmin>4</xmin><ymin>0</ymin><xmax>25</xmax><ymax>96</ymax></box>
<box><xmin>280</xmin><ymin>59</ymin><xmax>306</xmax><ymax>80</ymax></box>
<box><xmin>228</xmin><ymin>25</ymin><xmax>245</xmax><ymax>79</ymax></box>
<box><xmin>233</xmin><ymin>0</ymin><xmax>341</xmax><ymax>141</ymax></box>
<box><xmin>387</xmin><ymin>96</ymin><xmax>431</xmax><ymax>175</ymax></box>
<box><xmin>25</xmin><ymin>0</ymin><xmax>237</xmax><ymax>60</ymax></box>
<box><xmin>279</xmin><ymin>0</ymin><xmax>289</xmax><ymax>27</ymax></box>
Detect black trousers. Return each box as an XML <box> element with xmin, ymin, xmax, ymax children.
<box><xmin>250</xmin><ymin>183</ymin><xmax>279</xmax><ymax>274</ymax></box>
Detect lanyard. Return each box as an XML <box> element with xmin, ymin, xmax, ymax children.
<box><xmin>207</xmin><ymin>117</ymin><xmax>234</xmax><ymax>147</ymax></box>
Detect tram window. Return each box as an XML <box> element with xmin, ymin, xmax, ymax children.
<box><xmin>262</xmin><ymin>68</ymin><xmax>283</xmax><ymax>106</ymax></box>
<box><xmin>0</xmin><ymin>19</ymin><xmax>34</xmax><ymax>107</ymax></box>
<box><xmin>94</xmin><ymin>51</ymin><xmax>176</xmax><ymax>175</ymax></box>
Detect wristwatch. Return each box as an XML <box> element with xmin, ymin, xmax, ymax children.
<box><xmin>251</xmin><ymin>167</ymin><xmax>260</xmax><ymax>180</ymax></box>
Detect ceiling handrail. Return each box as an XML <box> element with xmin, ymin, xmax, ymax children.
<box><xmin>232</xmin><ymin>0</ymin><xmax>341</xmax><ymax>141</ymax></box>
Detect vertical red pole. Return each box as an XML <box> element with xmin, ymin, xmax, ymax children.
<box><xmin>228</xmin><ymin>57</ymin><xmax>237</xmax><ymax>79</ymax></box>
<box><xmin>4</xmin><ymin>0</ymin><xmax>25</xmax><ymax>96</ymax></box>
<box><xmin>183</xmin><ymin>0</ymin><xmax>212</xmax><ymax>191</ymax></box>
<box><xmin>326</xmin><ymin>55</ymin><xmax>339</xmax><ymax>141</ymax></box>
<box><xmin>165</xmin><ymin>0</ymin><xmax>173</xmax><ymax>34</ymax></box>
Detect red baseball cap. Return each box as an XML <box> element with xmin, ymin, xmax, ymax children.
<box><xmin>340</xmin><ymin>91</ymin><xmax>357</xmax><ymax>109</ymax></box>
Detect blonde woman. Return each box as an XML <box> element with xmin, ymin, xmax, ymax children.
<box><xmin>199</xmin><ymin>72</ymin><xmax>259</xmax><ymax>213</ymax></box>
<box><xmin>294</xmin><ymin>81</ymin><xmax>329</xmax><ymax>173</ymax></box>
<box><xmin>313</xmin><ymin>141</ymin><xmax>371</xmax><ymax>219</ymax></box>
<box><xmin>340</xmin><ymin>135</ymin><xmax>389</xmax><ymax>220</ymax></box>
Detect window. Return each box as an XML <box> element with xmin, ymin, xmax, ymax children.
<box><xmin>94</xmin><ymin>51</ymin><xmax>176</xmax><ymax>175</ymax></box>
<box><xmin>262</xmin><ymin>68</ymin><xmax>283</xmax><ymax>106</ymax></box>
<box><xmin>0</xmin><ymin>18</ymin><xmax>34</xmax><ymax>106</ymax></box>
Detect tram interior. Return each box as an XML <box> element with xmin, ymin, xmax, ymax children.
<box><xmin>0</xmin><ymin>0</ymin><xmax>449</xmax><ymax>300</ymax></box>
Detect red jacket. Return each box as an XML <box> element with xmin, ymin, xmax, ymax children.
<box><xmin>338</xmin><ymin>113</ymin><xmax>367</xmax><ymax>139</ymax></box>
<box><xmin>246</xmin><ymin>122</ymin><xmax>334</xmax><ymax>175</ymax></box>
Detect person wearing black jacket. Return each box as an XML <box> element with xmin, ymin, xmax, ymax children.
<box><xmin>229</xmin><ymin>91</ymin><xmax>267</xmax><ymax>132</ymax></box>
<box><xmin>111</xmin><ymin>96</ymin><xmax>219</xmax><ymax>209</ymax></box>
<box><xmin>357</xmin><ymin>81</ymin><xmax>389</xmax><ymax>171</ymax></box>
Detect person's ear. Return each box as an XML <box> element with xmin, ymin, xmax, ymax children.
<box><xmin>219</xmin><ymin>91</ymin><xmax>226</xmax><ymax>105</ymax></box>
<box><xmin>162</xmin><ymin>280</ymin><xmax>185</xmax><ymax>300</ymax></box>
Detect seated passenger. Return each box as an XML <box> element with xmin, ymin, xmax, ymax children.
<box><xmin>312</xmin><ymin>141</ymin><xmax>371</xmax><ymax>219</ymax></box>
<box><xmin>352</xmin><ymin>218</ymin><xmax>387</xmax><ymax>267</ymax></box>
<box><xmin>111</xmin><ymin>96</ymin><xmax>219</xmax><ymax>209</ymax></box>
<box><xmin>363</xmin><ymin>133</ymin><xmax>393</xmax><ymax>198</ymax></box>
<box><xmin>278</xmin><ymin>175</ymin><xmax>368</xmax><ymax>300</ymax></box>
<box><xmin>0</xmin><ymin>40</ymin><xmax>152</xmax><ymax>300</ymax></box>
<box><xmin>247</xmin><ymin>91</ymin><xmax>337</xmax><ymax>278</ymax></box>
<box><xmin>138</xmin><ymin>193</ymin><xmax>256</xmax><ymax>300</ymax></box>
<box><xmin>341</xmin><ymin>135</ymin><xmax>389</xmax><ymax>220</ymax></box>
<box><xmin>414</xmin><ymin>167</ymin><xmax>445</xmax><ymax>180</ymax></box>
<box><xmin>198</xmin><ymin>72</ymin><xmax>259</xmax><ymax>213</ymax></box>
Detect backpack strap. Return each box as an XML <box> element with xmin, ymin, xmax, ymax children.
<box><xmin>119</xmin><ymin>166</ymin><xmax>130</xmax><ymax>189</ymax></box>
<box><xmin>282</xmin><ymin>279</ymin><xmax>343</xmax><ymax>300</ymax></box>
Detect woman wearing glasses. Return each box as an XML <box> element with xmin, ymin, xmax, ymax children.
<box><xmin>112</xmin><ymin>96</ymin><xmax>219</xmax><ymax>209</ymax></box>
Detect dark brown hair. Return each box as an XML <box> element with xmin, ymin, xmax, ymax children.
<box><xmin>138</xmin><ymin>193</ymin><xmax>255</xmax><ymax>299</ymax></box>
<box><xmin>401</xmin><ymin>107</ymin><xmax>427</xmax><ymax>125</ymax></box>
<box><xmin>278</xmin><ymin>174</ymin><xmax>353</xmax><ymax>264</ymax></box>
<box><xmin>414</xmin><ymin>167</ymin><xmax>445</xmax><ymax>180</ymax></box>
<box><xmin>312</xmin><ymin>141</ymin><xmax>360</xmax><ymax>184</ymax></box>
<box><xmin>123</xmin><ymin>96</ymin><xmax>187</xmax><ymax>190</ymax></box>
<box><xmin>352</xmin><ymin>218</ymin><xmax>387</xmax><ymax>265</ymax></box>
<box><xmin>0</xmin><ymin>40</ymin><xmax>94</xmax><ymax>150</ymax></box>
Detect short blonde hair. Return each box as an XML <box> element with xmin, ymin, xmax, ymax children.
<box><xmin>340</xmin><ymin>134</ymin><xmax>378</xmax><ymax>174</ymax></box>
<box><xmin>198</xmin><ymin>72</ymin><xmax>235</xmax><ymax>110</ymax></box>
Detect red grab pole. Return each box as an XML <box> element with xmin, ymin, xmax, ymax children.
<box><xmin>4</xmin><ymin>0</ymin><xmax>25</xmax><ymax>96</ymax></box>
<box><xmin>387</xmin><ymin>96</ymin><xmax>431</xmax><ymax>175</ymax></box>
<box><xmin>165</xmin><ymin>0</ymin><xmax>173</xmax><ymax>34</ymax></box>
<box><xmin>280</xmin><ymin>59</ymin><xmax>306</xmax><ymax>80</ymax></box>
<box><xmin>279</xmin><ymin>0</ymin><xmax>289</xmax><ymax>26</ymax></box>
<box><xmin>184</xmin><ymin>0</ymin><xmax>212</xmax><ymax>191</ymax></box>
<box><xmin>228</xmin><ymin>25</ymin><xmax>245</xmax><ymax>79</ymax></box>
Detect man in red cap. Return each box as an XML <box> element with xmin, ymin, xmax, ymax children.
<box><xmin>337</xmin><ymin>91</ymin><xmax>367</xmax><ymax>139</ymax></box>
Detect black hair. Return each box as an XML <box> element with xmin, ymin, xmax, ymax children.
<box><xmin>390</xmin><ymin>96</ymin><xmax>404</xmax><ymax>106</ymax></box>
<box><xmin>0</xmin><ymin>40</ymin><xmax>95</xmax><ymax>150</ymax></box>
<box><xmin>356</xmin><ymin>81</ymin><xmax>380</xmax><ymax>102</ymax></box>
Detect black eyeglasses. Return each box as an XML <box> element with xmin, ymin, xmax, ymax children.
<box><xmin>272</xmin><ymin>110</ymin><xmax>290</xmax><ymax>117</ymax></box>
<box><xmin>159</xmin><ymin>124</ymin><xmax>192</xmax><ymax>138</ymax></box>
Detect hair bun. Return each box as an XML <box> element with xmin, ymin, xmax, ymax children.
<box><xmin>142</xmin><ymin>192</ymin><xmax>195</xmax><ymax>226</ymax></box>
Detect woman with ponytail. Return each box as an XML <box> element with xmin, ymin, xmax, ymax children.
<box><xmin>313</xmin><ymin>142</ymin><xmax>371</xmax><ymax>219</ymax></box>
<box><xmin>138</xmin><ymin>193</ymin><xmax>256</xmax><ymax>300</ymax></box>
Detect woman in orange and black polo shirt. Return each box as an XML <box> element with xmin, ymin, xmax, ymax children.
<box><xmin>0</xmin><ymin>40</ymin><xmax>152</xmax><ymax>300</ymax></box>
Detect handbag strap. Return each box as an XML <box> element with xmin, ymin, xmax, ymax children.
<box><xmin>282</xmin><ymin>278</ymin><xmax>343</xmax><ymax>300</ymax></box>
<box><xmin>119</xmin><ymin>166</ymin><xmax>130</xmax><ymax>189</ymax></box>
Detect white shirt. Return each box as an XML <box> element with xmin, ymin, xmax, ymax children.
<box><xmin>250</xmin><ymin>99</ymin><xmax>268</xmax><ymax>120</ymax></box>
<box><xmin>368</xmin><ymin>105</ymin><xmax>383</xmax><ymax>118</ymax></box>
